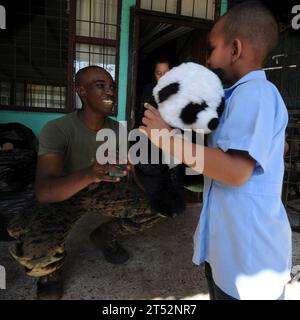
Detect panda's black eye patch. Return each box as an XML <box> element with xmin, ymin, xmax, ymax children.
<box><xmin>209</xmin><ymin>68</ymin><xmax>225</xmax><ymax>81</ymax></box>
<box><xmin>158</xmin><ymin>82</ymin><xmax>180</xmax><ymax>103</ymax></box>
<box><xmin>180</xmin><ymin>102</ymin><xmax>208</xmax><ymax>124</ymax></box>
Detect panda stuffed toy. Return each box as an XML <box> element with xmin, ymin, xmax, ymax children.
<box><xmin>134</xmin><ymin>62</ymin><xmax>224</xmax><ymax>217</ymax></box>
<box><xmin>153</xmin><ymin>62</ymin><xmax>224</xmax><ymax>133</ymax></box>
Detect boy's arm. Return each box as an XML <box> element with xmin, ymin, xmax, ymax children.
<box><xmin>203</xmin><ymin>147</ymin><xmax>255</xmax><ymax>186</ymax></box>
<box><xmin>168</xmin><ymin>135</ymin><xmax>255</xmax><ymax>186</ymax></box>
<box><xmin>140</xmin><ymin>104</ymin><xmax>255</xmax><ymax>187</ymax></box>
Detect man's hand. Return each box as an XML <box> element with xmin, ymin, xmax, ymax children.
<box><xmin>35</xmin><ymin>154</ymin><xmax>131</xmax><ymax>203</ymax></box>
<box><xmin>86</xmin><ymin>162</ymin><xmax>130</xmax><ymax>183</ymax></box>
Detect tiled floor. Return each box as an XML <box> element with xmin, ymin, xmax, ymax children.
<box><xmin>0</xmin><ymin>205</ymin><xmax>299</xmax><ymax>300</ymax></box>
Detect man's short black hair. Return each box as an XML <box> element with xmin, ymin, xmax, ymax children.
<box><xmin>221</xmin><ymin>1</ymin><xmax>279</xmax><ymax>62</ymax></box>
<box><xmin>75</xmin><ymin>65</ymin><xmax>108</xmax><ymax>86</ymax></box>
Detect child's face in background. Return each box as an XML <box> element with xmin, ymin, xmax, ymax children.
<box><xmin>154</xmin><ymin>63</ymin><xmax>170</xmax><ymax>81</ymax></box>
<box><xmin>206</xmin><ymin>19</ymin><xmax>235</xmax><ymax>83</ymax></box>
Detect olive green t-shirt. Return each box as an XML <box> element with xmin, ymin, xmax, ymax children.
<box><xmin>38</xmin><ymin>111</ymin><xmax>121</xmax><ymax>175</ymax></box>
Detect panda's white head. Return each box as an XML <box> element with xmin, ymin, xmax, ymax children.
<box><xmin>153</xmin><ymin>62</ymin><xmax>224</xmax><ymax>134</ymax></box>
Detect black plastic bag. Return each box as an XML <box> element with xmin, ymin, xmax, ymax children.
<box><xmin>0</xmin><ymin>122</ymin><xmax>36</xmax><ymax>151</ymax></box>
<box><xmin>0</xmin><ymin>149</ymin><xmax>37</xmax><ymax>193</ymax></box>
<box><xmin>0</xmin><ymin>123</ymin><xmax>37</xmax><ymax>193</ymax></box>
<box><xmin>0</xmin><ymin>184</ymin><xmax>35</xmax><ymax>241</ymax></box>
<box><xmin>0</xmin><ymin>123</ymin><xmax>37</xmax><ymax>240</ymax></box>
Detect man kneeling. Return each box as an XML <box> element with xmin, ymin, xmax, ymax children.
<box><xmin>7</xmin><ymin>66</ymin><xmax>163</xmax><ymax>300</ymax></box>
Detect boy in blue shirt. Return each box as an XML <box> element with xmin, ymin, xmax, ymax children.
<box><xmin>140</xmin><ymin>1</ymin><xmax>292</xmax><ymax>300</ymax></box>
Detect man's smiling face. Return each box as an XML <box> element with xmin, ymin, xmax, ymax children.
<box><xmin>77</xmin><ymin>68</ymin><xmax>116</xmax><ymax>115</ymax></box>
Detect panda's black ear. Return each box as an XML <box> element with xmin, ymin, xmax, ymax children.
<box><xmin>217</xmin><ymin>98</ymin><xmax>225</xmax><ymax>118</ymax></box>
<box><xmin>146</xmin><ymin>96</ymin><xmax>158</xmax><ymax>109</ymax></box>
<box><xmin>209</xmin><ymin>68</ymin><xmax>225</xmax><ymax>81</ymax></box>
<box><xmin>157</xmin><ymin>82</ymin><xmax>180</xmax><ymax>103</ymax></box>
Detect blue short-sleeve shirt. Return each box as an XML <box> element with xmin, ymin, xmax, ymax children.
<box><xmin>192</xmin><ymin>70</ymin><xmax>292</xmax><ymax>300</ymax></box>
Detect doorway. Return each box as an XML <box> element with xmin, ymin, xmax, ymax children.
<box><xmin>126</xmin><ymin>8</ymin><xmax>213</xmax><ymax>128</ymax></box>
<box><xmin>127</xmin><ymin>8</ymin><xmax>213</xmax><ymax>205</ymax></box>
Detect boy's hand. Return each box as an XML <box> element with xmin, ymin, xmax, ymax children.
<box><xmin>140</xmin><ymin>103</ymin><xmax>172</xmax><ymax>149</ymax></box>
<box><xmin>140</xmin><ymin>103</ymin><xmax>172</xmax><ymax>133</ymax></box>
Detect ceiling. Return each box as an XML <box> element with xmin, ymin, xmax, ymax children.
<box><xmin>139</xmin><ymin>20</ymin><xmax>194</xmax><ymax>54</ymax></box>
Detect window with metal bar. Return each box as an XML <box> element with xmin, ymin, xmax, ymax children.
<box><xmin>0</xmin><ymin>0</ymin><xmax>69</xmax><ymax>111</ymax></box>
<box><xmin>139</xmin><ymin>0</ymin><xmax>215</xmax><ymax>20</ymax></box>
<box><xmin>0</xmin><ymin>0</ymin><xmax>121</xmax><ymax>113</ymax></box>
<box><xmin>74</xmin><ymin>0</ymin><xmax>120</xmax><ymax>110</ymax></box>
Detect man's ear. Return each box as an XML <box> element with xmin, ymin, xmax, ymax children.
<box><xmin>76</xmin><ymin>86</ymin><xmax>86</xmax><ymax>98</ymax></box>
<box><xmin>231</xmin><ymin>39</ymin><xmax>242</xmax><ymax>63</ymax></box>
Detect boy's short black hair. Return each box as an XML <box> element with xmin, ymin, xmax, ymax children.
<box><xmin>221</xmin><ymin>1</ymin><xmax>279</xmax><ymax>62</ymax></box>
<box><xmin>75</xmin><ymin>65</ymin><xmax>108</xmax><ymax>86</ymax></box>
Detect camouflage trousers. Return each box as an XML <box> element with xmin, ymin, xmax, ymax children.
<box><xmin>7</xmin><ymin>180</ymin><xmax>163</xmax><ymax>278</ymax></box>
